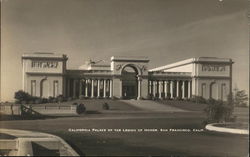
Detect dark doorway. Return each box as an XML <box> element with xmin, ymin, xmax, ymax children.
<box><xmin>121</xmin><ymin>66</ymin><xmax>138</xmax><ymax>99</ymax></box>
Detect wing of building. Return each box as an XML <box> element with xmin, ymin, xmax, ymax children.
<box><xmin>22</xmin><ymin>53</ymin><xmax>233</xmax><ymax>101</ymax></box>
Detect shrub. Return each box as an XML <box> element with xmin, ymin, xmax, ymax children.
<box><xmin>190</xmin><ymin>96</ymin><xmax>206</xmax><ymax>104</ymax></box>
<box><xmin>52</xmin><ymin>98</ymin><xmax>58</xmax><ymax>103</ymax></box>
<box><xmin>76</xmin><ymin>103</ymin><xmax>86</xmax><ymax>114</ymax></box>
<box><xmin>204</xmin><ymin>99</ymin><xmax>234</xmax><ymax>123</ymax></box>
<box><xmin>234</xmin><ymin>89</ymin><xmax>248</xmax><ymax>107</ymax></box>
<box><xmin>152</xmin><ymin>97</ymin><xmax>159</xmax><ymax>101</ymax></box>
<box><xmin>48</xmin><ymin>96</ymin><xmax>54</xmax><ymax>103</ymax></box>
<box><xmin>146</xmin><ymin>95</ymin><xmax>153</xmax><ymax>100</ymax></box>
<box><xmin>174</xmin><ymin>97</ymin><xmax>182</xmax><ymax>101</ymax></box>
<box><xmin>21</xmin><ymin>100</ymin><xmax>27</xmax><ymax>104</ymax></box>
<box><xmin>79</xmin><ymin>95</ymin><xmax>85</xmax><ymax>100</ymax></box>
<box><xmin>27</xmin><ymin>100</ymin><xmax>34</xmax><ymax>104</ymax></box>
<box><xmin>14</xmin><ymin>90</ymin><xmax>31</xmax><ymax>102</ymax></box>
<box><xmin>41</xmin><ymin>98</ymin><xmax>48</xmax><ymax>103</ymax></box>
<box><xmin>165</xmin><ymin>96</ymin><xmax>171</xmax><ymax>100</ymax></box>
<box><xmin>15</xmin><ymin>100</ymin><xmax>21</xmax><ymax>104</ymax></box>
<box><xmin>57</xmin><ymin>95</ymin><xmax>64</xmax><ymax>102</ymax></box>
<box><xmin>102</xmin><ymin>103</ymin><xmax>110</xmax><ymax>110</ymax></box>
<box><xmin>34</xmin><ymin>98</ymin><xmax>42</xmax><ymax>104</ymax></box>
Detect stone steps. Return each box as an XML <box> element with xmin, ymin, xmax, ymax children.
<box><xmin>120</xmin><ymin>100</ymin><xmax>187</xmax><ymax>112</ymax></box>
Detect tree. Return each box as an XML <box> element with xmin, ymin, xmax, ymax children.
<box><xmin>234</xmin><ymin>89</ymin><xmax>248</xmax><ymax>107</ymax></box>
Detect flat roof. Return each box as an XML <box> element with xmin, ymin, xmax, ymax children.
<box><xmin>149</xmin><ymin>57</ymin><xmax>233</xmax><ymax>72</ymax></box>
<box><xmin>111</xmin><ymin>56</ymin><xmax>149</xmax><ymax>62</ymax></box>
<box><xmin>22</xmin><ymin>52</ymin><xmax>68</xmax><ymax>60</ymax></box>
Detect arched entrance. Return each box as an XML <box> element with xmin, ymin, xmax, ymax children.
<box><xmin>121</xmin><ymin>65</ymin><xmax>138</xmax><ymax>99</ymax></box>
<box><xmin>210</xmin><ymin>82</ymin><xmax>218</xmax><ymax>99</ymax></box>
<box><xmin>40</xmin><ymin>79</ymin><xmax>49</xmax><ymax>98</ymax></box>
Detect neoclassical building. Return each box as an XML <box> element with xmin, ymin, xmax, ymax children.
<box><xmin>22</xmin><ymin>53</ymin><xmax>233</xmax><ymax>101</ymax></box>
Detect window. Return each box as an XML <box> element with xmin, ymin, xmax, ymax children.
<box><xmin>31</xmin><ymin>80</ymin><xmax>36</xmax><ymax>96</ymax></box>
<box><xmin>53</xmin><ymin>80</ymin><xmax>59</xmax><ymax>97</ymax></box>
<box><xmin>221</xmin><ymin>84</ymin><xmax>226</xmax><ymax>101</ymax></box>
<box><xmin>201</xmin><ymin>83</ymin><xmax>206</xmax><ymax>98</ymax></box>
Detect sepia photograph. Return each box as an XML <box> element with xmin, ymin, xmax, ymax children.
<box><xmin>0</xmin><ymin>0</ymin><xmax>249</xmax><ymax>156</ymax></box>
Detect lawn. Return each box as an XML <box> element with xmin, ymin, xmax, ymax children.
<box><xmin>0</xmin><ymin>111</ymin><xmax>248</xmax><ymax>157</ymax></box>
<box><xmin>0</xmin><ymin>100</ymin><xmax>249</xmax><ymax>156</ymax></box>
<box><xmin>157</xmin><ymin>99</ymin><xmax>207</xmax><ymax>111</ymax></box>
<box><xmin>31</xmin><ymin>99</ymin><xmax>141</xmax><ymax>111</ymax></box>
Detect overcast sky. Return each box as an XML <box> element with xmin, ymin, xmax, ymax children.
<box><xmin>1</xmin><ymin>0</ymin><xmax>249</xmax><ymax>101</ymax></box>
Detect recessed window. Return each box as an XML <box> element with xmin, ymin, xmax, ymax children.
<box><xmin>53</xmin><ymin>80</ymin><xmax>59</xmax><ymax>97</ymax></box>
<box><xmin>31</xmin><ymin>80</ymin><xmax>36</xmax><ymax>96</ymax></box>
<box><xmin>202</xmin><ymin>83</ymin><xmax>206</xmax><ymax>98</ymax></box>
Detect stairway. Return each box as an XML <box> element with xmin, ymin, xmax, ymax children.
<box><xmin>120</xmin><ymin>100</ymin><xmax>187</xmax><ymax>112</ymax></box>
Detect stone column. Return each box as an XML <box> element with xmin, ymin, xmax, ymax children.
<box><xmin>109</xmin><ymin>79</ymin><xmax>113</xmax><ymax>98</ymax></box>
<box><xmin>97</xmin><ymin>79</ymin><xmax>100</xmax><ymax>97</ymax></box>
<box><xmin>120</xmin><ymin>79</ymin><xmax>123</xmax><ymax>98</ymax></box>
<box><xmin>170</xmin><ymin>80</ymin><xmax>174</xmax><ymax>99</ymax></box>
<box><xmin>153</xmin><ymin>81</ymin><xmax>156</xmax><ymax>98</ymax></box>
<box><xmin>103</xmin><ymin>79</ymin><xmax>106</xmax><ymax>98</ymax></box>
<box><xmin>149</xmin><ymin>81</ymin><xmax>152</xmax><ymax>96</ymax></box>
<box><xmin>73</xmin><ymin>79</ymin><xmax>76</xmax><ymax>98</ymax></box>
<box><xmin>188</xmin><ymin>80</ymin><xmax>191</xmax><ymax>98</ymax></box>
<box><xmin>176</xmin><ymin>80</ymin><xmax>179</xmax><ymax>98</ymax></box>
<box><xmin>164</xmin><ymin>81</ymin><xmax>167</xmax><ymax>98</ymax></box>
<box><xmin>182</xmin><ymin>80</ymin><xmax>185</xmax><ymax>99</ymax></box>
<box><xmin>85</xmin><ymin>79</ymin><xmax>88</xmax><ymax>97</ymax></box>
<box><xmin>159</xmin><ymin>81</ymin><xmax>162</xmax><ymax>99</ymax></box>
<box><xmin>137</xmin><ymin>77</ymin><xmax>141</xmax><ymax>100</ymax></box>
<box><xmin>91</xmin><ymin>79</ymin><xmax>94</xmax><ymax>98</ymax></box>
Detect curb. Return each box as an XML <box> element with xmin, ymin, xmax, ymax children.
<box><xmin>205</xmin><ymin>123</ymin><xmax>249</xmax><ymax>135</ymax></box>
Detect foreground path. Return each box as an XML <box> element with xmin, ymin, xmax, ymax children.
<box><xmin>120</xmin><ymin>100</ymin><xmax>187</xmax><ymax>112</ymax></box>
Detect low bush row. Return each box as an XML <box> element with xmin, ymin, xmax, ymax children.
<box><xmin>14</xmin><ymin>90</ymin><xmax>66</xmax><ymax>104</ymax></box>
<box><xmin>73</xmin><ymin>102</ymin><xmax>110</xmax><ymax>114</ymax></box>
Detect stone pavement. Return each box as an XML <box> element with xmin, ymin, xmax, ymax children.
<box><xmin>120</xmin><ymin>100</ymin><xmax>188</xmax><ymax>112</ymax></box>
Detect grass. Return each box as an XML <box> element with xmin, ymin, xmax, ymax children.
<box><xmin>30</xmin><ymin>99</ymin><xmax>141</xmax><ymax>111</ymax></box>
<box><xmin>1</xmin><ymin>99</ymin><xmax>248</xmax><ymax>156</ymax></box>
<box><xmin>0</xmin><ymin>112</ymin><xmax>248</xmax><ymax>157</ymax></box>
<box><xmin>157</xmin><ymin>99</ymin><xmax>207</xmax><ymax>111</ymax></box>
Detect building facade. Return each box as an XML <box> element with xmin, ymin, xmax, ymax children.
<box><xmin>22</xmin><ymin>53</ymin><xmax>233</xmax><ymax>101</ymax></box>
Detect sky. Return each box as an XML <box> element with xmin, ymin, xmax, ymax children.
<box><xmin>1</xmin><ymin>0</ymin><xmax>249</xmax><ymax>101</ymax></box>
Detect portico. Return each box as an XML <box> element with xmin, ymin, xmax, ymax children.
<box><xmin>66</xmin><ymin>78</ymin><xmax>113</xmax><ymax>98</ymax></box>
<box><xmin>148</xmin><ymin>79</ymin><xmax>192</xmax><ymax>99</ymax></box>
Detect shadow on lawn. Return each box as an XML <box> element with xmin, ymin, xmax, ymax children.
<box><xmin>85</xmin><ymin>110</ymin><xmax>102</xmax><ymax>114</ymax></box>
<box><xmin>0</xmin><ymin>114</ymin><xmax>78</xmax><ymax>121</ymax></box>
<box><xmin>55</xmin><ymin>132</ymin><xmax>191</xmax><ymax>156</ymax></box>
<box><xmin>0</xmin><ymin>110</ymin><xmax>104</xmax><ymax>121</ymax></box>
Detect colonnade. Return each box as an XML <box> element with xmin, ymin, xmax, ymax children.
<box><xmin>148</xmin><ymin>80</ymin><xmax>192</xmax><ymax>99</ymax></box>
<box><xmin>67</xmin><ymin>78</ymin><xmax>113</xmax><ymax>98</ymax></box>
<box><xmin>67</xmin><ymin>78</ymin><xmax>192</xmax><ymax>99</ymax></box>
